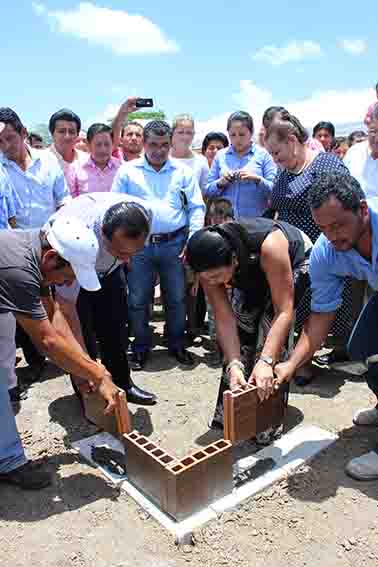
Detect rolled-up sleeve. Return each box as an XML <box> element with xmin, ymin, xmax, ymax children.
<box><xmin>205</xmin><ymin>154</ymin><xmax>222</xmax><ymax>198</ymax></box>
<box><xmin>183</xmin><ymin>172</ymin><xmax>206</xmax><ymax>238</ymax></box>
<box><xmin>310</xmin><ymin>242</ymin><xmax>344</xmax><ymax>313</ymax></box>
<box><xmin>259</xmin><ymin>152</ymin><xmax>277</xmax><ymax>194</ymax></box>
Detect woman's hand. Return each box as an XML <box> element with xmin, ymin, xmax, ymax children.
<box><xmin>229</xmin><ymin>365</ymin><xmax>248</xmax><ymax>391</ymax></box>
<box><xmin>249</xmin><ymin>360</ymin><xmax>274</xmax><ymax>401</ymax></box>
<box><xmin>238</xmin><ymin>169</ymin><xmax>262</xmax><ymax>184</ymax></box>
<box><xmin>217</xmin><ymin>170</ymin><xmax>237</xmax><ymax>188</ymax></box>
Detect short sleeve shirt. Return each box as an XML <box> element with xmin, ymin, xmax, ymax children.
<box><xmin>0</xmin><ymin>229</ymin><xmax>48</xmax><ymax>319</ymax></box>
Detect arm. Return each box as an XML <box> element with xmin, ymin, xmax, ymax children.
<box><xmin>111</xmin><ymin>97</ymin><xmax>137</xmax><ymax>150</ymax></box>
<box><xmin>274</xmin><ymin>311</ymin><xmax>336</xmax><ymax>386</ymax></box>
<box><xmin>198</xmin><ymin>159</ymin><xmax>209</xmax><ymax>195</ymax></box>
<box><xmin>259</xmin><ymin>151</ymin><xmax>277</xmax><ymax>193</ymax></box>
<box><xmin>204</xmin><ymin>154</ymin><xmax>232</xmax><ymax>198</ymax></box>
<box><xmin>183</xmin><ymin>173</ymin><xmax>206</xmax><ymax>239</ymax></box>
<box><xmin>250</xmin><ymin>231</ymin><xmax>295</xmax><ymax>399</ymax></box>
<box><xmin>202</xmin><ymin>281</ymin><xmax>246</xmax><ymax>390</ymax></box>
<box><xmin>16</xmin><ymin>309</ymin><xmax>118</xmax><ymax>413</ymax></box>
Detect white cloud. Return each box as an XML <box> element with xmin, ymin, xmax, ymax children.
<box><xmin>32</xmin><ymin>2</ymin><xmax>179</xmax><ymax>55</ymax></box>
<box><xmin>338</xmin><ymin>39</ymin><xmax>367</xmax><ymax>55</ymax></box>
<box><xmin>252</xmin><ymin>40</ymin><xmax>322</xmax><ymax>66</ymax></box>
<box><xmin>193</xmin><ymin>81</ymin><xmax>373</xmax><ymax>146</ymax></box>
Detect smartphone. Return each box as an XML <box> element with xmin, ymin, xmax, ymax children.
<box><xmin>135</xmin><ymin>98</ymin><xmax>154</xmax><ymax>108</ymax></box>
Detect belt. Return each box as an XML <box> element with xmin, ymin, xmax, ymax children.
<box><xmin>149</xmin><ymin>226</ymin><xmax>186</xmax><ymax>244</ymax></box>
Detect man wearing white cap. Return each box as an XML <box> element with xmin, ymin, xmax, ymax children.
<box><xmin>0</xmin><ymin>217</ymin><xmax>119</xmax><ymax>490</ymax></box>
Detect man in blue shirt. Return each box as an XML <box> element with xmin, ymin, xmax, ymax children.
<box><xmin>0</xmin><ymin>163</ymin><xmax>21</xmax><ymax>229</ymax></box>
<box><xmin>112</xmin><ymin>120</ymin><xmax>205</xmax><ymax>369</ymax></box>
<box><xmin>0</xmin><ymin>108</ymin><xmax>70</xmax><ymax>382</ymax></box>
<box><xmin>0</xmin><ymin>108</ymin><xmax>69</xmax><ymax>230</ymax></box>
<box><xmin>272</xmin><ymin>171</ymin><xmax>378</xmax><ymax>481</ymax></box>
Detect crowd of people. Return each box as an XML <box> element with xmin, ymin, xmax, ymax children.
<box><xmin>1</xmin><ymin>80</ymin><xmax>378</xmax><ymax>491</ymax></box>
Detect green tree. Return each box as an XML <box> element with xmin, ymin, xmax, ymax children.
<box><xmin>29</xmin><ymin>123</ymin><xmax>52</xmax><ymax>145</ymax></box>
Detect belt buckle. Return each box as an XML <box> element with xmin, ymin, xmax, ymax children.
<box><xmin>150</xmin><ymin>234</ymin><xmax>162</xmax><ymax>244</ymax></box>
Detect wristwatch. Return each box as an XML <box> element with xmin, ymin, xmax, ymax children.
<box><xmin>258</xmin><ymin>355</ymin><xmax>275</xmax><ymax>367</ymax></box>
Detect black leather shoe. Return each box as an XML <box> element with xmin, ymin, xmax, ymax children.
<box><xmin>126</xmin><ymin>384</ymin><xmax>157</xmax><ymax>406</ymax></box>
<box><xmin>129</xmin><ymin>351</ymin><xmax>149</xmax><ymax>371</ymax></box>
<box><xmin>9</xmin><ymin>386</ymin><xmax>28</xmax><ymax>403</ymax></box>
<box><xmin>0</xmin><ymin>461</ymin><xmax>52</xmax><ymax>490</ymax></box>
<box><xmin>169</xmin><ymin>348</ymin><xmax>195</xmax><ymax>367</ymax></box>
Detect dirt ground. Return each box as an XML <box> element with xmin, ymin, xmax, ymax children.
<box><xmin>1</xmin><ymin>320</ymin><xmax>378</xmax><ymax>567</ymax></box>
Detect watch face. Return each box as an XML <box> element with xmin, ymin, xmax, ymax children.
<box><xmin>261</xmin><ymin>355</ymin><xmax>274</xmax><ymax>366</ymax></box>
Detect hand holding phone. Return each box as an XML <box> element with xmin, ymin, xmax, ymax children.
<box><xmin>135</xmin><ymin>98</ymin><xmax>154</xmax><ymax>108</ymax></box>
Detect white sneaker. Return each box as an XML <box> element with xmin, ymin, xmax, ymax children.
<box><xmin>353</xmin><ymin>407</ymin><xmax>378</xmax><ymax>426</ymax></box>
<box><xmin>345</xmin><ymin>451</ymin><xmax>378</xmax><ymax>480</ymax></box>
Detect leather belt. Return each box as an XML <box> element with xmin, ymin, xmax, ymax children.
<box><xmin>149</xmin><ymin>226</ymin><xmax>186</xmax><ymax>244</ymax></box>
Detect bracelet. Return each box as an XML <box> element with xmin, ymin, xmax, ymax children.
<box><xmin>225</xmin><ymin>359</ymin><xmax>245</xmax><ymax>377</ymax></box>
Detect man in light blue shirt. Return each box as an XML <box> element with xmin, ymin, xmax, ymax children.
<box><xmin>205</xmin><ymin>111</ymin><xmax>276</xmax><ymax>223</ymax></box>
<box><xmin>112</xmin><ymin>120</ymin><xmax>205</xmax><ymax>369</ymax></box>
<box><xmin>0</xmin><ymin>108</ymin><xmax>69</xmax><ymax>230</ymax></box>
<box><xmin>272</xmin><ymin>171</ymin><xmax>378</xmax><ymax>481</ymax></box>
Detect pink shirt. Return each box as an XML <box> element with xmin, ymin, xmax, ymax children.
<box><xmin>71</xmin><ymin>156</ymin><xmax>123</xmax><ymax>197</ymax></box>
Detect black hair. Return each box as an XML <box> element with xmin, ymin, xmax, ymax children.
<box><xmin>262</xmin><ymin>106</ymin><xmax>287</xmax><ymax>129</ymax></box>
<box><xmin>375</xmin><ymin>81</ymin><xmax>378</xmax><ymax>92</ymax></box>
<box><xmin>201</xmin><ymin>132</ymin><xmax>229</xmax><ymax>154</ymax></box>
<box><xmin>186</xmin><ymin>222</ymin><xmax>252</xmax><ymax>282</ymax></box>
<box><xmin>227</xmin><ymin>111</ymin><xmax>254</xmax><ymax>134</ymax></box>
<box><xmin>102</xmin><ymin>201</ymin><xmax>151</xmax><ymax>241</ymax></box>
<box><xmin>266</xmin><ymin>113</ymin><xmax>308</xmax><ymax>144</ymax></box>
<box><xmin>313</xmin><ymin>121</ymin><xmax>335</xmax><ymax>139</ymax></box>
<box><xmin>332</xmin><ymin>136</ymin><xmax>349</xmax><ymax>150</ymax></box>
<box><xmin>308</xmin><ymin>172</ymin><xmax>366</xmax><ymax>213</ymax></box>
<box><xmin>0</xmin><ymin>107</ymin><xmax>24</xmax><ymax>134</ymax></box>
<box><xmin>121</xmin><ymin>120</ymin><xmax>144</xmax><ymax>137</ymax></box>
<box><xmin>28</xmin><ymin>132</ymin><xmax>43</xmax><ymax>143</ymax></box>
<box><xmin>49</xmin><ymin>109</ymin><xmax>81</xmax><ymax>135</ymax></box>
<box><xmin>206</xmin><ymin>198</ymin><xmax>234</xmax><ymax>222</ymax></box>
<box><xmin>87</xmin><ymin>123</ymin><xmax>113</xmax><ymax>143</ymax></box>
<box><xmin>143</xmin><ymin>120</ymin><xmax>172</xmax><ymax>142</ymax></box>
<box><xmin>347</xmin><ymin>130</ymin><xmax>367</xmax><ymax>145</ymax></box>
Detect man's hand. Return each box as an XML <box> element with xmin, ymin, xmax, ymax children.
<box><xmin>273</xmin><ymin>360</ymin><xmax>296</xmax><ymax>390</ymax></box>
<box><xmin>98</xmin><ymin>374</ymin><xmax>119</xmax><ymax>415</ymax></box>
<box><xmin>119</xmin><ymin>97</ymin><xmax>138</xmax><ymax>117</ymax></box>
<box><xmin>249</xmin><ymin>360</ymin><xmax>274</xmax><ymax>401</ymax></box>
<box><xmin>229</xmin><ymin>365</ymin><xmax>247</xmax><ymax>391</ymax></box>
<box><xmin>238</xmin><ymin>169</ymin><xmax>262</xmax><ymax>184</ymax></box>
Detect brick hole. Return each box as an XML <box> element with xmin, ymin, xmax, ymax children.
<box><xmin>144</xmin><ymin>443</ymin><xmax>156</xmax><ymax>452</ymax></box>
<box><xmin>136</xmin><ymin>437</ymin><xmax>147</xmax><ymax>446</ymax></box>
<box><xmin>128</xmin><ymin>432</ymin><xmax>138</xmax><ymax>440</ymax></box>
<box><xmin>152</xmin><ymin>448</ymin><xmax>164</xmax><ymax>457</ymax></box>
<box><xmin>160</xmin><ymin>455</ymin><xmax>174</xmax><ymax>464</ymax></box>
<box><xmin>171</xmin><ymin>464</ymin><xmax>184</xmax><ymax>473</ymax></box>
<box><xmin>181</xmin><ymin>456</ymin><xmax>195</xmax><ymax>466</ymax></box>
<box><xmin>215</xmin><ymin>440</ymin><xmax>228</xmax><ymax>449</ymax></box>
<box><xmin>193</xmin><ymin>451</ymin><xmax>206</xmax><ymax>460</ymax></box>
<box><xmin>233</xmin><ymin>389</ymin><xmax>243</xmax><ymax>395</ymax></box>
<box><xmin>205</xmin><ymin>446</ymin><xmax>217</xmax><ymax>455</ymax></box>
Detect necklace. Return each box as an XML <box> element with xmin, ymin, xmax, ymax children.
<box><xmin>288</xmin><ymin>156</ymin><xmax>310</xmax><ymax>175</ymax></box>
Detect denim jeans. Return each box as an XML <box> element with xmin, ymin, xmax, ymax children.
<box><xmin>0</xmin><ymin>313</ymin><xmax>27</xmax><ymax>473</ymax></box>
<box><xmin>128</xmin><ymin>232</ymin><xmax>186</xmax><ymax>353</ymax></box>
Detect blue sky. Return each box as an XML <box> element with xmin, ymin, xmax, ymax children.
<box><xmin>1</xmin><ymin>1</ymin><xmax>377</xmax><ymax>138</ymax></box>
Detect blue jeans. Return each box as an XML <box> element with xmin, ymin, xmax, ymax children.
<box><xmin>0</xmin><ymin>371</ymin><xmax>26</xmax><ymax>473</ymax></box>
<box><xmin>128</xmin><ymin>232</ymin><xmax>186</xmax><ymax>353</ymax></box>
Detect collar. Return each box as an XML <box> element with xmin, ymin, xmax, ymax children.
<box><xmin>138</xmin><ymin>156</ymin><xmax>177</xmax><ymax>173</ymax></box>
<box><xmin>226</xmin><ymin>143</ymin><xmax>255</xmax><ymax>157</ymax></box>
<box><xmin>85</xmin><ymin>156</ymin><xmax>118</xmax><ymax>171</ymax></box>
<box><xmin>50</xmin><ymin>143</ymin><xmax>80</xmax><ymax>165</ymax></box>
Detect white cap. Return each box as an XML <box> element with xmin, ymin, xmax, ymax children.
<box><xmin>46</xmin><ymin>217</ymin><xmax>101</xmax><ymax>292</ymax></box>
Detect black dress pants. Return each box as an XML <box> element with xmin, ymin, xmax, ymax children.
<box><xmin>76</xmin><ymin>267</ymin><xmax>131</xmax><ymax>390</ymax></box>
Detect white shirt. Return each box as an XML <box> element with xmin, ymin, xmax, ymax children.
<box><xmin>171</xmin><ymin>153</ymin><xmax>209</xmax><ymax>194</ymax></box>
<box><xmin>344</xmin><ymin>141</ymin><xmax>378</xmax><ymax>198</ymax></box>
